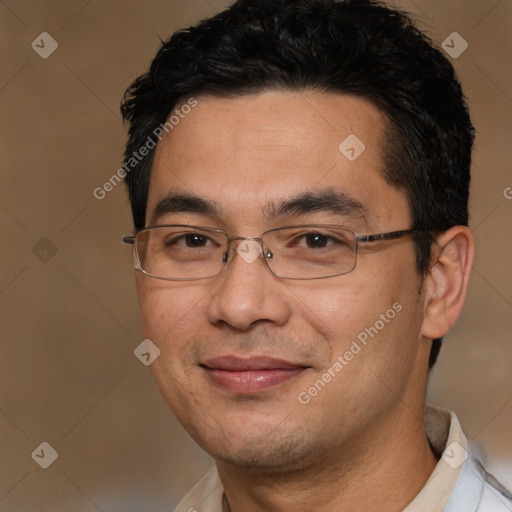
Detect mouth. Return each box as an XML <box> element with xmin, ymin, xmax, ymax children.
<box><xmin>200</xmin><ymin>356</ymin><xmax>309</xmax><ymax>393</ymax></box>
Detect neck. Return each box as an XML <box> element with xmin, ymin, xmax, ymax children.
<box><xmin>217</xmin><ymin>404</ymin><xmax>438</xmax><ymax>512</ymax></box>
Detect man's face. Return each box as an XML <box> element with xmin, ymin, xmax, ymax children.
<box><xmin>137</xmin><ymin>91</ymin><xmax>429</xmax><ymax>471</ymax></box>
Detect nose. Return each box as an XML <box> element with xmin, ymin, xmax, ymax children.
<box><xmin>206</xmin><ymin>239</ymin><xmax>291</xmax><ymax>331</ymax></box>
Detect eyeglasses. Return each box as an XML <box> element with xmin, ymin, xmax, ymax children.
<box><xmin>123</xmin><ymin>224</ymin><xmax>424</xmax><ymax>281</ymax></box>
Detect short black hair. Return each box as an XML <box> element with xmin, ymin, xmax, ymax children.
<box><xmin>120</xmin><ymin>0</ymin><xmax>475</xmax><ymax>367</ymax></box>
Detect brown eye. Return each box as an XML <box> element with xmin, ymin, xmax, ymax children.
<box><xmin>183</xmin><ymin>234</ymin><xmax>209</xmax><ymax>247</ymax></box>
<box><xmin>164</xmin><ymin>232</ymin><xmax>215</xmax><ymax>248</ymax></box>
<box><xmin>304</xmin><ymin>233</ymin><xmax>329</xmax><ymax>249</ymax></box>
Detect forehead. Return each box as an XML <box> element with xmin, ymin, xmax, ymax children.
<box><xmin>148</xmin><ymin>91</ymin><xmax>409</xmax><ymax>231</ymax></box>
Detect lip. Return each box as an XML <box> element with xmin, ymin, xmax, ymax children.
<box><xmin>201</xmin><ymin>356</ymin><xmax>309</xmax><ymax>393</ymax></box>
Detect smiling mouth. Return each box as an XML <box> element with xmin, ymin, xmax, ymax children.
<box><xmin>200</xmin><ymin>356</ymin><xmax>310</xmax><ymax>393</ymax></box>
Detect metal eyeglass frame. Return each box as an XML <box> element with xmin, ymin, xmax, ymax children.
<box><xmin>123</xmin><ymin>224</ymin><xmax>426</xmax><ymax>281</ymax></box>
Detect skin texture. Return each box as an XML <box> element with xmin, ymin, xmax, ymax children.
<box><xmin>135</xmin><ymin>91</ymin><xmax>474</xmax><ymax>511</ymax></box>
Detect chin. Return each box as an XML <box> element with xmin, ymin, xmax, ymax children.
<box><xmin>193</xmin><ymin>418</ymin><xmax>326</xmax><ymax>475</ymax></box>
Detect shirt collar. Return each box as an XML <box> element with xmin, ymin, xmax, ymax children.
<box><xmin>175</xmin><ymin>405</ymin><xmax>470</xmax><ymax>512</ymax></box>
<box><xmin>402</xmin><ymin>404</ymin><xmax>468</xmax><ymax>511</ymax></box>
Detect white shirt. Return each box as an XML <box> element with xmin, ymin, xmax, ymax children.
<box><xmin>174</xmin><ymin>405</ymin><xmax>512</xmax><ymax>511</ymax></box>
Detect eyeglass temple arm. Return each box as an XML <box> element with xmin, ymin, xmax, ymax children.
<box><xmin>123</xmin><ymin>236</ymin><xmax>136</xmax><ymax>244</ymax></box>
<box><xmin>356</xmin><ymin>229</ymin><xmax>422</xmax><ymax>243</ymax></box>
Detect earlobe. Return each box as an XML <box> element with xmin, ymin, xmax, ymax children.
<box><xmin>421</xmin><ymin>226</ymin><xmax>475</xmax><ymax>340</ymax></box>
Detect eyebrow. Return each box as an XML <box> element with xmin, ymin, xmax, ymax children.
<box><xmin>151</xmin><ymin>194</ymin><xmax>219</xmax><ymax>225</ymax></box>
<box><xmin>263</xmin><ymin>188</ymin><xmax>367</xmax><ymax>221</ymax></box>
<box><xmin>150</xmin><ymin>188</ymin><xmax>367</xmax><ymax>225</ymax></box>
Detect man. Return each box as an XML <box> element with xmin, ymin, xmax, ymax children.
<box><xmin>120</xmin><ymin>0</ymin><xmax>512</xmax><ymax>510</ymax></box>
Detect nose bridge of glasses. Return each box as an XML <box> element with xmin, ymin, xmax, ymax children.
<box><xmin>224</xmin><ymin>236</ymin><xmax>273</xmax><ymax>263</ymax></box>
<box><xmin>229</xmin><ymin>235</ymin><xmax>263</xmax><ymax>243</ymax></box>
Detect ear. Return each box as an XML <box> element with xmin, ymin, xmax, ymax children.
<box><xmin>421</xmin><ymin>226</ymin><xmax>475</xmax><ymax>340</ymax></box>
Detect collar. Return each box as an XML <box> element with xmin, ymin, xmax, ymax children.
<box><xmin>403</xmin><ymin>405</ymin><xmax>467</xmax><ymax>511</ymax></box>
<box><xmin>174</xmin><ymin>405</ymin><xmax>480</xmax><ymax>512</ymax></box>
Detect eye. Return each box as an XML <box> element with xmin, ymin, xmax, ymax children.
<box><xmin>293</xmin><ymin>232</ymin><xmax>337</xmax><ymax>249</ymax></box>
<box><xmin>166</xmin><ymin>233</ymin><xmax>215</xmax><ymax>248</ymax></box>
<box><xmin>304</xmin><ymin>233</ymin><xmax>330</xmax><ymax>248</ymax></box>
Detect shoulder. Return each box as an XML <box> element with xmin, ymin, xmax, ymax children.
<box><xmin>447</xmin><ymin>454</ymin><xmax>512</xmax><ymax>512</ymax></box>
<box><xmin>474</xmin><ymin>459</ymin><xmax>512</xmax><ymax>512</ymax></box>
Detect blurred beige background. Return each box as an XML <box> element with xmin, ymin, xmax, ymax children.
<box><xmin>0</xmin><ymin>0</ymin><xmax>510</xmax><ymax>510</ymax></box>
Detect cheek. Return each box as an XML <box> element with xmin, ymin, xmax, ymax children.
<box><xmin>136</xmin><ymin>280</ymin><xmax>211</xmax><ymax>418</ymax></box>
<box><xmin>136</xmin><ymin>278</ymin><xmax>211</xmax><ymax>361</ymax></box>
<box><xmin>288</xmin><ymin>261</ymin><xmax>422</xmax><ymax>362</ymax></box>
<box><xmin>288</xmin><ymin>278</ymin><xmax>384</xmax><ymax>344</ymax></box>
